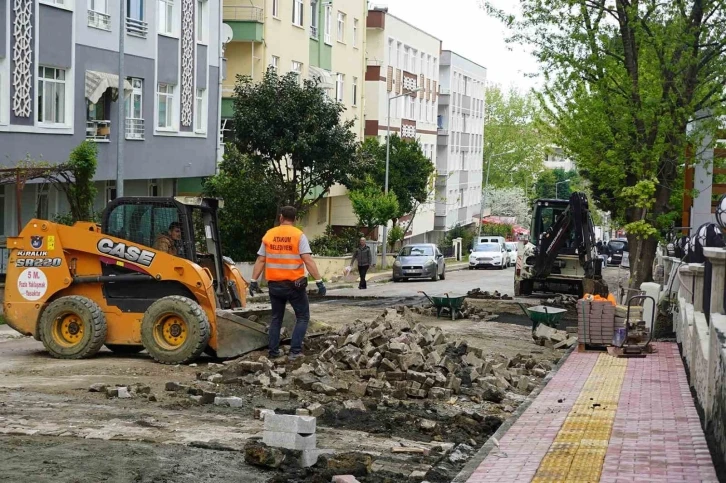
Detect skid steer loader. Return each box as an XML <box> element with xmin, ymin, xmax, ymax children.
<box><xmin>3</xmin><ymin>197</ymin><xmax>324</xmax><ymax>364</ymax></box>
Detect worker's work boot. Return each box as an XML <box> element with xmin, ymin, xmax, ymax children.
<box><xmin>288</xmin><ymin>352</ymin><xmax>304</xmax><ymax>362</ymax></box>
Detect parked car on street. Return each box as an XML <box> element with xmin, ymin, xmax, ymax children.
<box><xmin>468</xmin><ymin>242</ymin><xmax>507</xmax><ymax>270</ymax></box>
<box><xmin>392</xmin><ymin>244</ymin><xmax>446</xmax><ymax>282</ymax></box>
<box><xmin>605</xmin><ymin>238</ymin><xmax>629</xmax><ymax>266</ymax></box>
<box><xmin>505</xmin><ymin>242</ymin><xmax>518</xmax><ymax>267</ymax></box>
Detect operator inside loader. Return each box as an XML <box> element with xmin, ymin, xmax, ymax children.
<box><xmin>153</xmin><ymin>221</ymin><xmax>184</xmax><ymax>256</ymax></box>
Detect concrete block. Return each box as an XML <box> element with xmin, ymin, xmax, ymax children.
<box><xmin>254</xmin><ymin>408</ymin><xmax>275</xmax><ymax>420</ymax></box>
<box><xmin>264</xmin><ymin>414</ymin><xmax>316</xmax><ymax>434</ymax></box>
<box><xmin>331</xmin><ymin>476</ymin><xmax>361</xmax><ymax>483</ymax></box>
<box><xmin>299</xmin><ymin>448</ymin><xmax>335</xmax><ymax>468</ymax></box>
<box><xmin>263</xmin><ymin>431</ymin><xmax>317</xmax><ymax>450</ymax></box>
<box><xmin>214</xmin><ymin>396</ymin><xmax>244</xmax><ymax>407</ymax></box>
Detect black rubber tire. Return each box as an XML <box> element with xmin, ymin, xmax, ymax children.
<box><xmin>39</xmin><ymin>296</ymin><xmax>107</xmax><ymax>359</ymax></box>
<box><xmin>468</xmin><ymin>266</ymin><xmax>474</xmax><ymax>270</ymax></box>
<box><xmin>432</xmin><ymin>269</ymin><xmax>439</xmax><ymax>282</ymax></box>
<box><xmin>440</xmin><ymin>267</ymin><xmax>446</xmax><ymax>280</ymax></box>
<box><xmin>105</xmin><ymin>344</ymin><xmax>144</xmax><ymax>354</ymax></box>
<box><xmin>141</xmin><ymin>296</ymin><xmax>210</xmax><ymax>365</ymax></box>
<box><xmin>392</xmin><ymin>277</ymin><xmax>401</xmax><ymax>283</ymax></box>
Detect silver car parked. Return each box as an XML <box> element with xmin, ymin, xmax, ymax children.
<box><xmin>392</xmin><ymin>244</ymin><xmax>446</xmax><ymax>282</ymax></box>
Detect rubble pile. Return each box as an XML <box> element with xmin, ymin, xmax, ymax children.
<box><xmin>544</xmin><ymin>294</ymin><xmax>579</xmax><ymax>307</ymax></box>
<box><xmin>201</xmin><ymin>307</ymin><xmax>552</xmax><ymax>404</ymax></box>
<box><xmin>533</xmin><ymin>323</ymin><xmax>577</xmax><ymax>350</ymax></box>
<box><xmin>465</xmin><ymin>288</ymin><xmax>513</xmax><ymax>300</ymax></box>
<box><xmin>409</xmin><ymin>301</ymin><xmax>494</xmax><ymax>321</ymax></box>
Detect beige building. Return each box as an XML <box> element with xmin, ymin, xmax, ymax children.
<box><xmin>222</xmin><ymin>0</ymin><xmax>368</xmax><ymax>238</ymax></box>
<box><xmin>365</xmin><ymin>7</ymin><xmax>442</xmax><ymax>243</ymax></box>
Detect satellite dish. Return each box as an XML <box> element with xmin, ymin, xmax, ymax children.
<box><xmin>222</xmin><ymin>23</ymin><xmax>233</xmax><ymax>44</ymax></box>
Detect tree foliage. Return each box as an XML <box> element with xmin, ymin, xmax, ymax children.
<box><xmin>534</xmin><ymin>168</ymin><xmax>583</xmax><ymax>200</ymax></box>
<box><xmin>309</xmin><ymin>226</ymin><xmax>363</xmax><ymax>257</ymax></box>
<box><xmin>203</xmin><ymin>145</ymin><xmax>278</xmax><ymax>261</ymax></box>
<box><xmin>483</xmin><ymin>0</ymin><xmax>726</xmax><ymax>287</ymax></box>
<box><xmin>349</xmin><ymin>180</ymin><xmax>399</xmax><ymax>237</ymax></box>
<box><xmin>483</xmin><ymin>186</ymin><xmax>532</xmax><ymax>227</ymax></box>
<box><xmin>232</xmin><ymin>67</ymin><xmax>362</xmax><ymax>213</ymax></box>
<box><xmin>484</xmin><ymin>85</ymin><xmax>548</xmax><ymax>188</ymax></box>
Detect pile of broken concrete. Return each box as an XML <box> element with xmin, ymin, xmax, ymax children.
<box><xmin>202</xmin><ymin>307</ymin><xmax>554</xmax><ymax>404</ymax></box>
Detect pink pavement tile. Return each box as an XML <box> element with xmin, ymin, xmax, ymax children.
<box><xmin>464</xmin><ymin>351</ymin><xmax>600</xmax><ymax>482</ymax></box>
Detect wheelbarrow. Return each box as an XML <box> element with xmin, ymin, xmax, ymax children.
<box><xmin>418</xmin><ymin>291</ymin><xmax>467</xmax><ymax>320</ymax></box>
<box><xmin>517</xmin><ymin>303</ymin><xmax>567</xmax><ymax>331</ymax></box>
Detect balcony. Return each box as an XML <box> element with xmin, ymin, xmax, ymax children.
<box><xmin>88</xmin><ymin>10</ymin><xmax>111</xmax><ymax>31</ymax></box>
<box><xmin>310</xmin><ymin>25</ymin><xmax>318</xmax><ymax>39</ymax></box>
<box><xmin>125</xmin><ymin>118</ymin><xmax>144</xmax><ymax>140</ymax></box>
<box><xmin>223</xmin><ymin>6</ymin><xmax>264</xmax><ymax>42</ymax></box>
<box><xmin>86</xmin><ymin>120</ymin><xmax>111</xmax><ymax>141</ymax></box>
<box><xmin>126</xmin><ymin>17</ymin><xmax>148</xmax><ymax>37</ymax></box>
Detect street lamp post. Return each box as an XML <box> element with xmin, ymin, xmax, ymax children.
<box><xmin>477</xmin><ymin>149</ymin><xmax>515</xmax><ymax>239</ymax></box>
<box><xmin>555</xmin><ymin>179</ymin><xmax>570</xmax><ymax>199</ymax></box>
<box><xmin>381</xmin><ymin>86</ymin><xmax>424</xmax><ymax>269</ymax></box>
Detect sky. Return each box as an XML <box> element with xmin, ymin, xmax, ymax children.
<box><xmin>376</xmin><ymin>0</ymin><xmax>542</xmax><ymax>92</ymax></box>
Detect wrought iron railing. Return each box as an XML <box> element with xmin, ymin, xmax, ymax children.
<box><xmin>86</xmin><ymin>120</ymin><xmax>111</xmax><ymax>141</ymax></box>
<box><xmin>88</xmin><ymin>10</ymin><xmax>111</xmax><ymax>30</ymax></box>
<box><xmin>125</xmin><ymin>118</ymin><xmax>144</xmax><ymax>140</ymax></box>
<box><xmin>126</xmin><ymin>17</ymin><xmax>148</xmax><ymax>37</ymax></box>
<box><xmin>310</xmin><ymin>25</ymin><xmax>318</xmax><ymax>39</ymax></box>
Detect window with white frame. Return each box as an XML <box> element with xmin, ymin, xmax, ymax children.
<box><xmin>403</xmin><ymin>47</ymin><xmax>409</xmax><ymax>72</ymax></box>
<box><xmin>388</xmin><ymin>39</ymin><xmax>394</xmax><ymax>66</ymax></box>
<box><xmin>352</xmin><ymin>77</ymin><xmax>358</xmax><ymax>106</ymax></box>
<box><xmin>292</xmin><ymin>0</ymin><xmax>303</xmax><ymax>26</ymax></box>
<box><xmin>105</xmin><ymin>180</ymin><xmax>117</xmax><ymax>203</ymax></box>
<box><xmin>196</xmin><ymin>0</ymin><xmax>207</xmax><ymax>43</ymax></box>
<box><xmin>125</xmin><ymin>77</ymin><xmax>144</xmax><ymax>139</ymax></box>
<box><xmin>88</xmin><ymin>0</ymin><xmax>111</xmax><ymax>30</ymax></box>
<box><xmin>324</xmin><ymin>4</ymin><xmax>332</xmax><ymax>44</ymax></box>
<box><xmin>270</xmin><ymin>55</ymin><xmax>279</xmax><ymax>70</ymax></box>
<box><xmin>291</xmin><ymin>61</ymin><xmax>303</xmax><ymax>80</ymax></box>
<box><xmin>335</xmin><ymin>73</ymin><xmax>344</xmax><ymax>102</ymax></box>
<box><xmin>38</xmin><ymin>67</ymin><xmax>67</xmax><ymax>125</ymax></box>
<box><xmin>310</xmin><ymin>0</ymin><xmax>318</xmax><ymax>38</ymax></box>
<box><xmin>42</xmin><ymin>0</ymin><xmax>65</xmax><ymax>6</ymax></box>
<box><xmin>148</xmin><ymin>179</ymin><xmax>159</xmax><ymax>196</ymax></box>
<box><xmin>336</xmin><ymin>12</ymin><xmax>345</xmax><ymax>42</ymax></box>
<box><xmin>195</xmin><ymin>88</ymin><xmax>206</xmax><ymax>132</ymax></box>
<box><xmin>158</xmin><ymin>0</ymin><xmax>174</xmax><ymax>35</ymax></box>
<box><xmin>127</xmin><ymin>0</ymin><xmax>144</xmax><ymax>22</ymax></box>
<box><xmin>157</xmin><ymin>83</ymin><xmax>174</xmax><ymax>129</ymax></box>
<box><xmin>353</xmin><ymin>18</ymin><xmax>358</xmax><ymax>47</ymax></box>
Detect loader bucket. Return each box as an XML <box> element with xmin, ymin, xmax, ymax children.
<box><xmin>214</xmin><ymin>306</ymin><xmax>333</xmax><ymax>358</ymax></box>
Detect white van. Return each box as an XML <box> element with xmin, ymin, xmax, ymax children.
<box><xmin>476</xmin><ymin>236</ymin><xmax>506</xmax><ymax>246</ymax></box>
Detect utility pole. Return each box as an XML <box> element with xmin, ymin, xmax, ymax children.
<box><xmin>116</xmin><ymin>0</ymin><xmax>126</xmax><ymax>197</ymax></box>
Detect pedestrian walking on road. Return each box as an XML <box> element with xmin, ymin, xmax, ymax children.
<box><xmin>349</xmin><ymin>238</ymin><xmax>372</xmax><ymax>289</ymax></box>
<box><xmin>249</xmin><ymin>206</ymin><xmax>326</xmax><ymax>361</ymax></box>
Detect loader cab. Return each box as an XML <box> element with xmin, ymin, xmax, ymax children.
<box><xmin>531</xmin><ymin>199</ymin><xmax>578</xmax><ymax>255</ymax></box>
<box><xmin>101</xmin><ymin>197</ymin><xmax>241</xmax><ymax>310</ymax></box>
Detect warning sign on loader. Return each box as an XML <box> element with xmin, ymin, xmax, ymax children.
<box><xmin>17</xmin><ymin>268</ymin><xmax>48</xmax><ymax>301</ymax></box>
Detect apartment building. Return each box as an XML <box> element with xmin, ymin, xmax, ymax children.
<box><xmin>0</xmin><ymin>0</ymin><xmax>223</xmax><ymax>237</ymax></box>
<box><xmin>222</xmin><ymin>0</ymin><xmax>367</xmax><ymax>238</ymax></box>
<box><xmin>364</xmin><ymin>7</ymin><xmax>441</xmax><ymax>243</ymax></box>
<box><xmin>435</xmin><ymin>50</ymin><xmax>486</xmax><ymax>237</ymax></box>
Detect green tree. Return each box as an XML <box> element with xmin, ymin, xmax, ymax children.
<box><xmin>352</xmin><ymin>135</ymin><xmax>435</xmax><ymax>229</ymax></box>
<box><xmin>232</xmin><ymin>67</ymin><xmax>362</xmax><ymax>214</ymax></box>
<box><xmin>483</xmin><ymin>0</ymin><xmax>726</xmax><ymax>288</ymax></box>
<box><xmin>46</xmin><ymin>141</ymin><xmax>99</xmax><ymax>223</ymax></box>
<box><xmin>484</xmin><ymin>85</ymin><xmax>548</xmax><ymax>188</ymax></box>
<box><xmin>535</xmin><ymin>168</ymin><xmax>583</xmax><ymax>200</ymax></box>
<box><xmin>203</xmin><ymin>145</ymin><xmax>278</xmax><ymax>261</ymax></box>
<box><xmin>349</xmin><ymin>181</ymin><xmax>399</xmax><ymax>237</ymax></box>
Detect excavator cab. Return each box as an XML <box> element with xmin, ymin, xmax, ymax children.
<box><xmin>101</xmin><ymin>197</ymin><xmax>247</xmax><ymax>311</ymax></box>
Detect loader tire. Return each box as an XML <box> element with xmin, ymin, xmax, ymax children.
<box><xmin>39</xmin><ymin>296</ymin><xmax>108</xmax><ymax>359</ymax></box>
<box><xmin>141</xmin><ymin>296</ymin><xmax>210</xmax><ymax>365</ymax></box>
<box><xmin>105</xmin><ymin>344</ymin><xmax>144</xmax><ymax>355</ymax></box>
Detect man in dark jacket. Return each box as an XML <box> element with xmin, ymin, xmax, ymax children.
<box><xmin>350</xmin><ymin>238</ymin><xmax>372</xmax><ymax>289</ymax></box>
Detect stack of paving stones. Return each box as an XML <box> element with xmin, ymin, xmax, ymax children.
<box><xmin>201</xmin><ymin>307</ymin><xmax>551</xmax><ymax>404</ymax></box>
<box><xmin>577</xmin><ymin>299</ymin><xmax>616</xmax><ymax>345</ymax></box>
<box><xmin>262</xmin><ymin>414</ymin><xmax>323</xmax><ymax>467</ymax></box>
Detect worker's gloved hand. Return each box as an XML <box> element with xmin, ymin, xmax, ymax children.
<box><xmin>249</xmin><ymin>281</ymin><xmax>261</xmax><ymax>297</ymax></box>
<box><xmin>316</xmin><ymin>281</ymin><xmax>327</xmax><ymax>296</ymax></box>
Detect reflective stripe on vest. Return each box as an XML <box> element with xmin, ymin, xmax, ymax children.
<box><xmin>262</xmin><ymin>225</ymin><xmax>305</xmax><ymax>282</ymax></box>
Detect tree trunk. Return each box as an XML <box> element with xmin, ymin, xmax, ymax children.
<box><xmin>628</xmin><ymin>235</ymin><xmax>658</xmax><ymax>291</ymax></box>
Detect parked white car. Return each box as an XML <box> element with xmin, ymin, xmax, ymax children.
<box><xmin>505</xmin><ymin>242</ymin><xmax>518</xmax><ymax>268</ymax></box>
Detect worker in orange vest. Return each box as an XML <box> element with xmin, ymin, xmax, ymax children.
<box><xmin>249</xmin><ymin>206</ymin><xmax>326</xmax><ymax>361</ymax></box>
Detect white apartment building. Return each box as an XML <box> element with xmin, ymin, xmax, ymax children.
<box><xmin>544</xmin><ymin>146</ymin><xmax>576</xmax><ymax>172</ymax></box>
<box><xmin>365</xmin><ymin>7</ymin><xmax>441</xmax><ymax>243</ymax></box>
<box><xmin>435</xmin><ymin>50</ymin><xmax>486</xmax><ymax>236</ymax></box>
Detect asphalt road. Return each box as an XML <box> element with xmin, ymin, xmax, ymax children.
<box><xmin>327</xmin><ymin>265</ymin><xmax>515</xmax><ymax>298</ymax></box>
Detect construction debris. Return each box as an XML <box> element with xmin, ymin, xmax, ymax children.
<box><xmin>466</xmin><ymin>288</ymin><xmax>513</xmax><ymax>300</ymax></box>
<box><xmin>533</xmin><ymin>323</ymin><xmax>577</xmax><ymax>349</ymax></box>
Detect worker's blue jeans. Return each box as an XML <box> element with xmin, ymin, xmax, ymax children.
<box><xmin>267</xmin><ymin>281</ymin><xmax>310</xmax><ymax>357</ymax></box>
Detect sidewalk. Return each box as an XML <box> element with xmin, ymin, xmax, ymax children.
<box><xmin>460</xmin><ymin>343</ymin><xmax>721</xmax><ymax>483</ymax></box>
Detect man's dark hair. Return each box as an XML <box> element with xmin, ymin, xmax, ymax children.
<box><xmin>169</xmin><ymin>221</ymin><xmax>183</xmax><ymax>231</ymax></box>
<box><xmin>280</xmin><ymin>206</ymin><xmax>297</xmax><ymax>222</ymax></box>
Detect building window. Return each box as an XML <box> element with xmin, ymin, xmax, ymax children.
<box><xmin>335</xmin><ymin>73</ymin><xmax>344</xmax><ymax>102</ymax></box>
<box><xmin>292</xmin><ymin>0</ymin><xmax>303</xmax><ymax>26</ymax></box>
<box><xmin>272</xmin><ymin>0</ymin><xmax>278</xmax><ymax>17</ymax></box>
<box><xmin>87</xmin><ymin>0</ymin><xmax>111</xmax><ymax>30</ymax></box>
<box><xmin>353</xmin><ymin>18</ymin><xmax>358</xmax><ymax>47</ymax></box>
<box><xmin>157</xmin><ymin>83</ymin><xmax>174</xmax><ymax>129</ymax></box>
<box><xmin>310</xmin><ymin>0</ymin><xmax>318</xmax><ymax>38</ymax></box>
<box><xmin>403</xmin><ymin>47</ymin><xmax>409</xmax><ymax>72</ymax></box>
<box><xmin>352</xmin><ymin>76</ymin><xmax>357</xmax><ymax>106</ymax></box>
<box><xmin>105</xmin><ymin>180</ymin><xmax>117</xmax><ymax>203</ymax></box>
<box><xmin>86</xmin><ymin>91</ymin><xmax>110</xmax><ymax>140</ymax></box>
<box><xmin>324</xmin><ymin>4</ymin><xmax>332</xmax><ymax>44</ymax></box>
<box><xmin>337</xmin><ymin>12</ymin><xmax>345</xmax><ymax>42</ymax></box>
<box><xmin>148</xmin><ymin>179</ymin><xmax>159</xmax><ymax>197</ymax></box>
<box><xmin>196</xmin><ymin>0</ymin><xmax>207</xmax><ymax>43</ymax></box>
<box><xmin>195</xmin><ymin>88</ymin><xmax>206</xmax><ymax>132</ymax></box>
<box><xmin>38</xmin><ymin>67</ymin><xmax>67</xmax><ymax>125</ymax></box>
<box><xmin>291</xmin><ymin>61</ymin><xmax>303</xmax><ymax>80</ymax></box>
<box><xmin>270</xmin><ymin>55</ymin><xmax>279</xmax><ymax>70</ymax></box>
<box><xmin>158</xmin><ymin>0</ymin><xmax>174</xmax><ymax>35</ymax></box>
<box><xmin>126</xmin><ymin>0</ymin><xmax>147</xmax><ymax>36</ymax></box>
<box><xmin>42</xmin><ymin>0</ymin><xmax>65</xmax><ymax>5</ymax></box>
<box><xmin>125</xmin><ymin>78</ymin><xmax>144</xmax><ymax>139</ymax></box>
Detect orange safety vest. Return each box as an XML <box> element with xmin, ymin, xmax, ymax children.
<box><xmin>262</xmin><ymin>225</ymin><xmax>305</xmax><ymax>282</ymax></box>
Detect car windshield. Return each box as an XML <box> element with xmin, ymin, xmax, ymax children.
<box><xmin>506</xmin><ymin>243</ymin><xmax>516</xmax><ymax>250</ymax></box>
<box><xmin>473</xmin><ymin>243</ymin><xmax>500</xmax><ymax>252</ymax></box>
<box><xmin>608</xmin><ymin>240</ymin><xmax>627</xmax><ymax>251</ymax></box>
<box><xmin>400</xmin><ymin>246</ymin><xmax>434</xmax><ymax>257</ymax></box>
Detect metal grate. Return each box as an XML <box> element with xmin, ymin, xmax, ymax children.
<box><xmin>88</xmin><ymin>10</ymin><xmax>111</xmax><ymax>30</ymax></box>
<box><xmin>126</xmin><ymin>17</ymin><xmax>148</xmax><ymax>37</ymax></box>
<box><xmin>125</xmin><ymin>118</ymin><xmax>144</xmax><ymax>140</ymax></box>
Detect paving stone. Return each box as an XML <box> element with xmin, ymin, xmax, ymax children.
<box><xmin>267</xmin><ymin>389</ymin><xmax>291</xmax><ymax>401</ymax></box>
<box><xmin>343</xmin><ymin>399</ymin><xmax>367</xmax><ymax>412</ymax></box>
<box><xmin>331</xmin><ymin>476</ymin><xmax>361</xmax><ymax>483</ymax></box>
<box><xmin>200</xmin><ymin>391</ymin><xmax>216</xmax><ymax>405</ymax></box>
<box><xmin>105</xmin><ymin>387</ymin><xmax>119</xmax><ymax>398</ymax></box>
<box><xmin>254</xmin><ymin>408</ymin><xmax>276</xmax><ymax>420</ymax></box>
<box><xmin>214</xmin><ymin>396</ymin><xmax>244</xmax><ymax>407</ymax></box>
<box><xmin>264</xmin><ymin>414</ymin><xmax>316</xmax><ymax>434</ymax></box>
<box><xmin>263</xmin><ymin>431</ymin><xmax>317</xmax><ymax>450</ymax></box>
<box><xmin>296</xmin><ymin>409</ymin><xmax>310</xmax><ymax>416</ymax></box>
<box><xmin>117</xmin><ymin>387</ymin><xmax>132</xmax><ymax>399</ymax></box>
<box><xmin>349</xmin><ymin>381</ymin><xmax>367</xmax><ymax>398</ymax></box>
<box><xmin>89</xmin><ymin>383</ymin><xmax>107</xmax><ymax>393</ymax></box>
<box><xmin>293</xmin><ymin>373</ymin><xmax>319</xmax><ymax>390</ymax></box>
<box><xmin>165</xmin><ymin>382</ymin><xmax>185</xmax><ymax>392</ymax></box>
<box><xmin>307</xmin><ymin>402</ymin><xmax>325</xmax><ymax>417</ymax></box>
